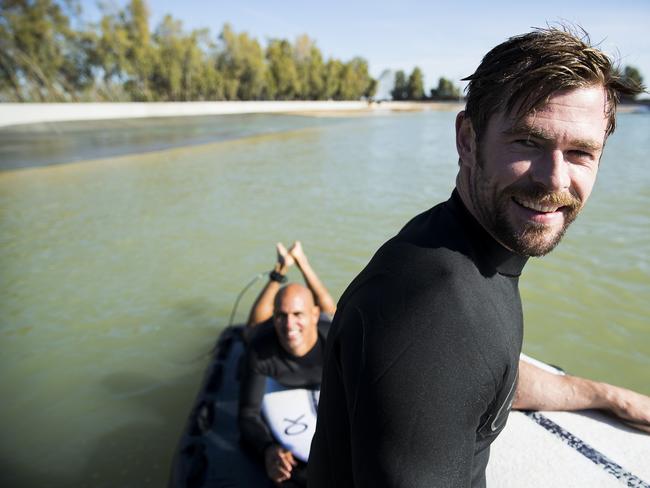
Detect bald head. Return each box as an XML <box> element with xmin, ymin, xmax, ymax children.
<box><xmin>274</xmin><ymin>283</ymin><xmax>315</xmax><ymax>311</ymax></box>
<box><xmin>273</xmin><ymin>283</ymin><xmax>320</xmax><ymax>357</ymax></box>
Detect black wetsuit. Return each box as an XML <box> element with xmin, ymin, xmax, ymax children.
<box><xmin>238</xmin><ymin>319</ymin><xmax>330</xmax><ymax>485</ymax></box>
<box><xmin>308</xmin><ymin>190</ymin><xmax>528</xmax><ymax>488</ymax></box>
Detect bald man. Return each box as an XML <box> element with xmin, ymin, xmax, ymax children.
<box><xmin>238</xmin><ymin>242</ymin><xmax>335</xmax><ymax>487</ymax></box>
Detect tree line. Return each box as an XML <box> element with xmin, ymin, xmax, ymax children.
<box><xmin>1</xmin><ymin>1</ymin><xmax>645</xmax><ymax>103</ymax></box>
<box><xmin>391</xmin><ymin>64</ymin><xmax>645</xmax><ymax>102</ymax></box>
<box><xmin>391</xmin><ymin>67</ymin><xmax>461</xmax><ymax>101</ymax></box>
<box><xmin>0</xmin><ymin>0</ymin><xmax>376</xmax><ymax>102</ymax></box>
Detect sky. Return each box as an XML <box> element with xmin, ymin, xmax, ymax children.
<box><xmin>81</xmin><ymin>0</ymin><xmax>650</xmax><ymax>96</ymax></box>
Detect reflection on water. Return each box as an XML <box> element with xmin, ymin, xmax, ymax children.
<box><xmin>0</xmin><ymin>111</ymin><xmax>648</xmax><ymax>487</ymax></box>
<box><xmin>0</xmin><ymin>113</ymin><xmax>338</xmax><ymax>170</ymax></box>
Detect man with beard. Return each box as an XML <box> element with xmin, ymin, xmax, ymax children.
<box><xmin>308</xmin><ymin>27</ymin><xmax>650</xmax><ymax>488</ymax></box>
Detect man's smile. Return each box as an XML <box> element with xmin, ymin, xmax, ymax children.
<box><xmin>511</xmin><ymin>196</ymin><xmax>567</xmax><ymax>225</ymax></box>
<box><xmin>286</xmin><ymin>329</ymin><xmax>302</xmax><ymax>342</ymax></box>
<box><xmin>512</xmin><ymin>196</ymin><xmax>564</xmax><ymax>213</ymax></box>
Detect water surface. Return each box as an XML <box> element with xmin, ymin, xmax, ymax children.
<box><xmin>1</xmin><ymin>111</ymin><xmax>648</xmax><ymax>487</ymax></box>
<box><xmin>0</xmin><ymin>114</ymin><xmax>335</xmax><ymax>170</ymax></box>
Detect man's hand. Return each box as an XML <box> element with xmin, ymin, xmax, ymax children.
<box><xmin>602</xmin><ymin>384</ymin><xmax>650</xmax><ymax>433</ymax></box>
<box><xmin>276</xmin><ymin>242</ymin><xmax>295</xmax><ymax>273</ymax></box>
<box><xmin>514</xmin><ymin>359</ymin><xmax>650</xmax><ymax>434</ymax></box>
<box><xmin>289</xmin><ymin>241</ymin><xmax>307</xmax><ymax>268</ymax></box>
<box><xmin>264</xmin><ymin>444</ymin><xmax>297</xmax><ymax>484</ymax></box>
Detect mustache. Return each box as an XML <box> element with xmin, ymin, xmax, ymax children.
<box><xmin>508</xmin><ymin>187</ymin><xmax>581</xmax><ymax>209</ymax></box>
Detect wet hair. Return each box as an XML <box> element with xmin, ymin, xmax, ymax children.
<box><xmin>462</xmin><ymin>25</ymin><xmax>644</xmax><ymax>140</ymax></box>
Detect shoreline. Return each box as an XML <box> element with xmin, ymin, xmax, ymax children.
<box><xmin>1</xmin><ymin>100</ymin><xmax>644</xmax><ymax>129</ymax></box>
<box><xmin>0</xmin><ymin>101</ymin><xmax>465</xmax><ymax>128</ymax></box>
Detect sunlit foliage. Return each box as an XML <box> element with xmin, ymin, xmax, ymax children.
<box><xmin>0</xmin><ymin>0</ymin><xmax>377</xmax><ymax>102</ymax></box>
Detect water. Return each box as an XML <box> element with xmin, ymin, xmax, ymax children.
<box><xmin>0</xmin><ymin>114</ymin><xmax>335</xmax><ymax>170</ymax></box>
<box><xmin>1</xmin><ymin>111</ymin><xmax>648</xmax><ymax>487</ymax></box>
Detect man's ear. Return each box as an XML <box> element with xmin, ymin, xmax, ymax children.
<box><xmin>455</xmin><ymin>111</ymin><xmax>477</xmax><ymax>168</ymax></box>
<box><xmin>312</xmin><ymin>305</ymin><xmax>320</xmax><ymax>323</ymax></box>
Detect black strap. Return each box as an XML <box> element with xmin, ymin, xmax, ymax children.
<box><xmin>269</xmin><ymin>270</ymin><xmax>287</xmax><ymax>283</ymax></box>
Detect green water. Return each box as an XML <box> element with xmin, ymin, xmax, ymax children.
<box><xmin>1</xmin><ymin>111</ymin><xmax>648</xmax><ymax>487</ymax></box>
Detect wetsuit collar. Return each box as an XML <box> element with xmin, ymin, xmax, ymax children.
<box><xmin>449</xmin><ymin>189</ymin><xmax>528</xmax><ymax>277</ymax></box>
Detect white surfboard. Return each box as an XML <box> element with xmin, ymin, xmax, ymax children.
<box><xmin>487</xmin><ymin>354</ymin><xmax>650</xmax><ymax>487</ymax></box>
<box><xmin>261</xmin><ymin>378</ymin><xmax>320</xmax><ymax>462</ymax></box>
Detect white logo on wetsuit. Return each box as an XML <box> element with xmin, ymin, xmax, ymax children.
<box><xmin>490</xmin><ymin>370</ymin><xmax>518</xmax><ymax>432</ymax></box>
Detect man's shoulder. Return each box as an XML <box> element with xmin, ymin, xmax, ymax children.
<box><xmin>351</xmin><ymin>217</ymin><xmax>476</xmax><ymax>300</ymax></box>
<box><xmin>317</xmin><ymin>316</ymin><xmax>332</xmax><ymax>340</ymax></box>
<box><xmin>395</xmin><ymin>193</ymin><xmax>476</xmax><ymax>259</ymax></box>
<box><xmin>247</xmin><ymin>320</ymin><xmax>281</xmax><ymax>356</ymax></box>
<box><xmin>333</xmin><ymin>197</ymin><xmax>485</xmax><ymax>328</ymax></box>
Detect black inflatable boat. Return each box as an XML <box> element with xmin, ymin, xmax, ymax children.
<box><xmin>168</xmin><ymin>326</ymin><xmax>271</xmax><ymax>488</ymax></box>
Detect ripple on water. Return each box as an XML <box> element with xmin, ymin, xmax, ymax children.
<box><xmin>1</xmin><ymin>111</ymin><xmax>648</xmax><ymax>487</ymax></box>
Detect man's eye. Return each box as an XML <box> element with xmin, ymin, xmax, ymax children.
<box><xmin>514</xmin><ymin>139</ymin><xmax>538</xmax><ymax>148</ymax></box>
<box><xmin>568</xmin><ymin>150</ymin><xmax>594</xmax><ymax>162</ymax></box>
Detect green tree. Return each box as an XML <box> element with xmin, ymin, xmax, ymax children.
<box><xmin>0</xmin><ymin>0</ymin><xmax>91</xmax><ymax>101</ymax></box>
<box><xmin>150</xmin><ymin>15</ymin><xmax>183</xmax><ymax>99</ymax></box>
<box><xmin>407</xmin><ymin>67</ymin><xmax>424</xmax><ymax>100</ymax></box>
<box><xmin>322</xmin><ymin>58</ymin><xmax>343</xmax><ymax>100</ymax></box>
<box><xmin>337</xmin><ymin>57</ymin><xmax>373</xmax><ymax>100</ymax></box>
<box><xmin>150</xmin><ymin>15</ymin><xmax>223</xmax><ymax>101</ymax></box>
<box><xmin>94</xmin><ymin>0</ymin><xmax>156</xmax><ymax>100</ymax></box>
<box><xmin>95</xmin><ymin>8</ymin><xmax>130</xmax><ymax>91</ymax></box>
<box><xmin>621</xmin><ymin>65</ymin><xmax>644</xmax><ymax>100</ymax></box>
<box><xmin>430</xmin><ymin>77</ymin><xmax>460</xmax><ymax>100</ymax></box>
<box><xmin>365</xmin><ymin>78</ymin><xmax>377</xmax><ymax>99</ymax></box>
<box><xmin>391</xmin><ymin>70</ymin><xmax>407</xmax><ymax>101</ymax></box>
<box><xmin>216</xmin><ymin>23</ymin><xmax>266</xmax><ymax>100</ymax></box>
<box><xmin>188</xmin><ymin>30</ymin><xmax>224</xmax><ymax>101</ymax></box>
<box><xmin>197</xmin><ymin>59</ymin><xmax>225</xmax><ymax>100</ymax></box>
<box><xmin>294</xmin><ymin>34</ymin><xmax>325</xmax><ymax>100</ymax></box>
<box><xmin>0</xmin><ymin>7</ymin><xmax>378</xmax><ymax>103</ymax></box>
<box><xmin>124</xmin><ymin>0</ymin><xmax>154</xmax><ymax>99</ymax></box>
<box><xmin>266</xmin><ymin>38</ymin><xmax>300</xmax><ymax>100</ymax></box>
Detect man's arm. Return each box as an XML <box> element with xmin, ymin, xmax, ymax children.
<box><xmin>514</xmin><ymin>359</ymin><xmax>650</xmax><ymax>433</ymax></box>
<box><xmin>238</xmin><ymin>349</ymin><xmax>276</xmax><ymax>457</ymax></box>
<box><xmin>238</xmin><ymin>347</ymin><xmax>298</xmax><ymax>483</ymax></box>
<box><xmin>247</xmin><ymin>243</ymin><xmax>293</xmax><ymax>327</ymax></box>
<box><xmin>290</xmin><ymin>241</ymin><xmax>336</xmax><ymax>315</ymax></box>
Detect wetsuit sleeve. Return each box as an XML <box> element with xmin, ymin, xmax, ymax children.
<box><xmin>238</xmin><ymin>347</ymin><xmax>275</xmax><ymax>459</ymax></box>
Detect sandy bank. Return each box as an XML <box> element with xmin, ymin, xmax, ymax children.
<box><xmin>0</xmin><ymin>101</ymin><xmax>464</xmax><ymax>128</ymax></box>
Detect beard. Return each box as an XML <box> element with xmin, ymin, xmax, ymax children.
<box><xmin>470</xmin><ymin>151</ymin><xmax>583</xmax><ymax>257</ymax></box>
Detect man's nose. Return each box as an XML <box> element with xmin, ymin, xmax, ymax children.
<box><xmin>286</xmin><ymin>314</ymin><xmax>299</xmax><ymax>328</ymax></box>
<box><xmin>531</xmin><ymin>149</ymin><xmax>571</xmax><ymax>192</ymax></box>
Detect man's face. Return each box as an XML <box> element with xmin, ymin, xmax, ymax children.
<box><xmin>463</xmin><ymin>86</ymin><xmax>608</xmax><ymax>256</ymax></box>
<box><xmin>273</xmin><ymin>285</ymin><xmax>320</xmax><ymax>357</ymax></box>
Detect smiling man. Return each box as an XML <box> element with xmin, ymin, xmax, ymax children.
<box><xmin>239</xmin><ymin>242</ymin><xmax>335</xmax><ymax>487</ymax></box>
<box><xmin>308</xmin><ymin>27</ymin><xmax>647</xmax><ymax>487</ymax></box>
<box><xmin>457</xmin><ymin>85</ymin><xmax>605</xmax><ymax>258</ymax></box>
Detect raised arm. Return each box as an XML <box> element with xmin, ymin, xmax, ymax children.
<box><xmin>514</xmin><ymin>358</ymin><xmax>650</xmax><ymax>433</ymax></box>
<box><xmin>289</xmin><ymin>241</ymin><xmax>336</xmax><ymax>316</ymax></box>
<box><xmin>247</xmin><ymin>243</ymin><xmax>293</xmax><ymax>328</ymax></box>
